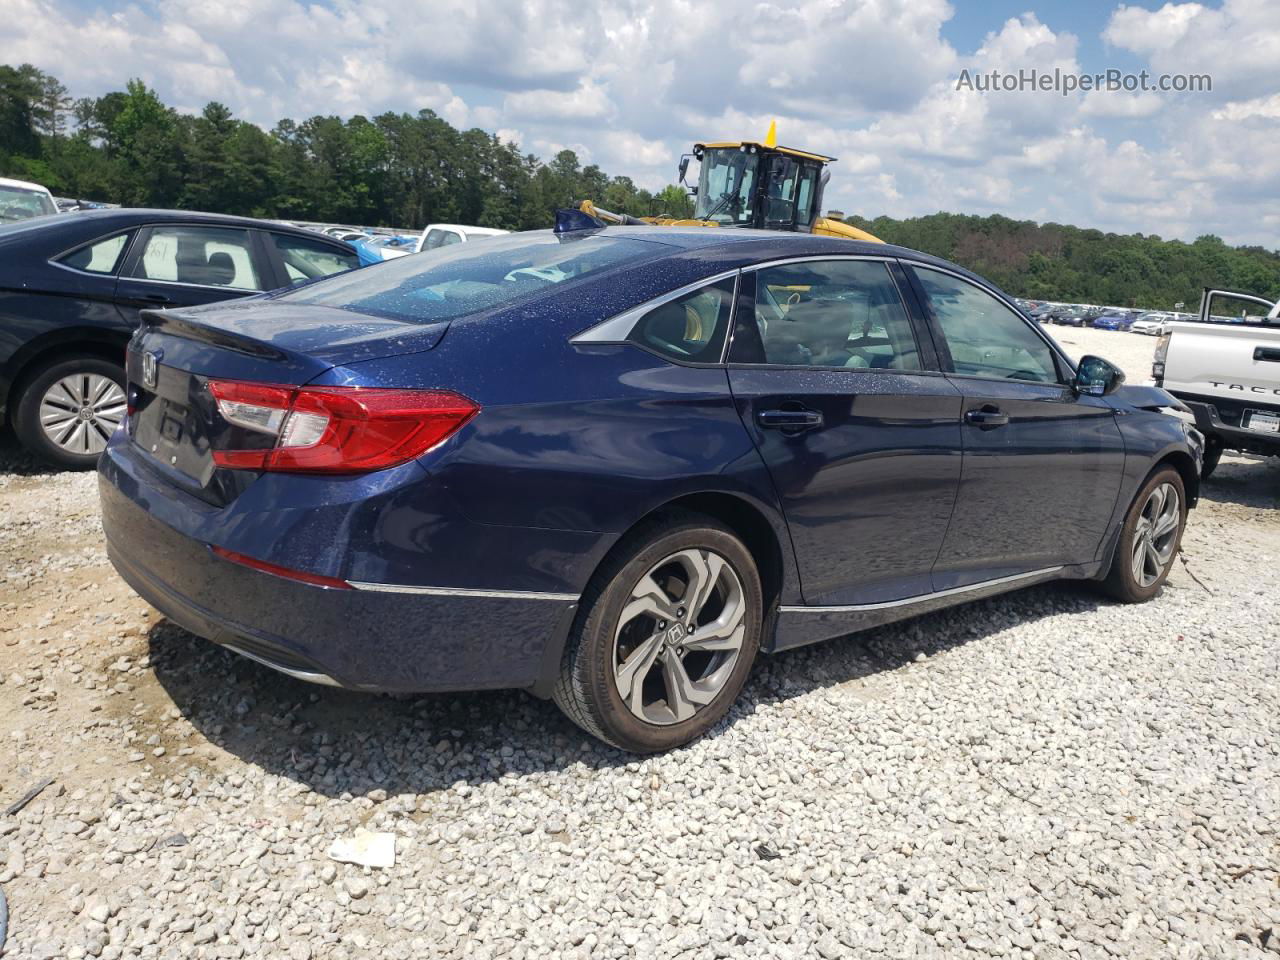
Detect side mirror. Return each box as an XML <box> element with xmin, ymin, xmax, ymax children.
<box><xmin>1074</xmin><ymin>354</ymin><xmax>1125</xmax><ymax>396</ymax></box>
<box><xmin>677</xmin><ymin>155</ymin><xmax>692</xmax><ymax>185</ymax></box>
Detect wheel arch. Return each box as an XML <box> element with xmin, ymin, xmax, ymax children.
<box><xmin>529</xmin><ymin>488</ymin><xmax>797</xmax><ymax>698</ymax></box>
<box><xmin>1096</xmin><ymin>448</ymin><xmax>1199</xmax><ymax>584</ymax></box>
<box><xmin>650</xmin><ymin>491</ymin><xmax>792</xmax><ymax>619</ymax></box>
<box><xmin>3</xmin><ymin>330</ymin><xmax>129</xmax><ymax>424</ymax></box>
<box><xmin>1155</xmin><ymin>449</ymin><xmax>1200</xmax><ymax>508</ymax></box>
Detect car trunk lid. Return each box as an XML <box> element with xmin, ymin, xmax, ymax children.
<box><xmin>126</xmin><ymin>302</ymin><xmax>448</xmax><ymax>503</ymax></box>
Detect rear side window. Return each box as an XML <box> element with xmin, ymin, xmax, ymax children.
<box><xmin>59</xmin><ymin>232</ymin><xmax>133</xmax><ymax>274</ymax></box>
<box><xmin>127</xmin><ymin>226</ymin><xmax>261</xmax><ymax>290</ymax></box>
<box><xmin>282</xmin><ymin>232</ymin><xmax>667</xmax><ymax>324</ymax></box>
<box><xmin>272</xmin><ymin>233</ymin><xmax>359</xmax><ymax>285</ymax></box>
<box><xmin>729</xmin><ymin>259</ymin><xmax>921</xmax><ymax>370</ymax></box>
<box><xmin>628</xmin><ymin>277</ymin><xmax>735</xmax><ymax>363</ymax></box>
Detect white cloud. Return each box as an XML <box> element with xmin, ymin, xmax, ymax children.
<box><xmin>1104</xmin><ymin>2</ymin><xmax>1205</xmax><ymax>55</ymax></box>
<box><xmin>1103</xmin><ymin>0</ymin><xmax>1280</xmax><ymax>99</ymax></box>
<box><xmin>1079</xmin><ymin>91</ymin><xmax>1164</xmax><ymax>118</ymax></box>
<box><xmin>1213</xmin><ymin>93</ymin><xmax>1280</xmax><ymax>122</ymax></box>
<box><xmin>504</xmin><ymin>80</ymin><xmax>614</xmax><ymax>123</ymax></box>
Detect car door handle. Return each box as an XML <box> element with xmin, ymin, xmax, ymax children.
<box><xmin>142</xmin><ymin>293</ymin><xmax>174</xmax><ymax>305</ymax></box>
<box><xmin>1255</xmin><ymin>347</ymin><xmax>1280</xmax><ymax>362</ymax></box>
<box><xmin>757</xmin><ymin>408</ymin><xmax>824</xmax><ymax>431</ymax></box>
<box><xmin>964</xmin><ymin>406</ymin><xmax>1010</xmax><ymax>428</ymax></box>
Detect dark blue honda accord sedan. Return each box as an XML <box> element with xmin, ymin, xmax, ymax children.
<box><xmin>98</xmin><ymin>226</ymin><xmax>1202</xmax><ymax>751</ymax></box>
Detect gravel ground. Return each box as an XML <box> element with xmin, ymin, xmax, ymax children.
<box><xmin>2</xmin><ymin>326</ymin><xmax>1278</xmax><ymax>960</ymax></box>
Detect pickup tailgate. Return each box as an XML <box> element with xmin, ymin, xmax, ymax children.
<box><xmin>1161</xmin><ymin>321</ymin><xmax>1280</xmax><ymax>407</ymax></box>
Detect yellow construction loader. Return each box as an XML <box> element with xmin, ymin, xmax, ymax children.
<box><xmin>578</xmin><ymin>122</ymin><xmax>882</xmax><ymax>243</ymax></box>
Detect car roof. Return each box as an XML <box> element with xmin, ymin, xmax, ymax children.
<box><xmin>424</xmin><ymin>224</ymin><xmax>509</xmax><ymax>235</ymax></box>
<box><xmin>52</xmin><ymin>208</ymin><xmax>328</xmax><ymax>233</ymax></box>
<box><xmin>542</xmin><ymin>225</ymin><xmax>1006</xmax><ymax>296</ymax></box>
<box><xmin>0</xmin><ymin>176</ymin><xmax>53</xmax><ymax>193</ymax></box>
<box><xmin>0</xmin><ymin>207</ymin><xmax>356</xmax><ymax>255</ymax></box>
<box><xmin>598</xmin><ymin>225</ymin><xmax>955</xmax><ymax>264</ymax></box>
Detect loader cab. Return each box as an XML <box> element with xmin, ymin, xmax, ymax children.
<box><xmin>691</xmin><ymin>142</ymin><xmax>831</xmax><ymax>232</ymax></box>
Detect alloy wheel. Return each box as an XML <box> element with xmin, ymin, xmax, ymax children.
<box><xmin>1131</xmin><ymin>482</ymin><xmax>1180</xmax><ymax>587</ymax></box>
<box><xmin>612</xmin><ymin>548</ymin><xmax>747</xmax><ymax>726</ymax></box>
<box><xmin>39</xmin><ymin>373</ymin><xmax>126</xmax><ymax>456</ymax></box>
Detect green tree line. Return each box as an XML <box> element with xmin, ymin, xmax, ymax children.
<box><xmin>846</xmin><ymin>212</ymin><xmax>1280</xmax><ymax>311</ymax></box>
<box><xmin>0</xmin><ymin>63</ymin><xmax>694</xmax><ymax>230</ymax></box>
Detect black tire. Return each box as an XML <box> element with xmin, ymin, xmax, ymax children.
<box><xmin>1200</xmin><ymin>441</ymin><xmax>1223</xmax><ymax>479</ymax></box>
<box><xmin>13</xmin><ymin>355</ymin><xmax>126</xmax><ymax>469</ymax></box>
<box><xmin>553</xmin><ymin>512</ymin><xmax>762</xmax><ymax>753</ymax></box>
<box><xmin>1102</xmin><ymin>465</ymin><xmax>1187</xmax><ymax>603</ymax></box>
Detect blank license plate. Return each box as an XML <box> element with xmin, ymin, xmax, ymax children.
<box><xmin>1243</xmin><ymin>410</ymin><xmax>1280</xmax><ymax>434</ymax></box>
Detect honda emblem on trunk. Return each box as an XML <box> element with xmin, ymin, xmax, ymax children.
<box><xmin>142</xmin><ymin>350</ymin><xmax>159</xmax><ymax>389</ymax></box>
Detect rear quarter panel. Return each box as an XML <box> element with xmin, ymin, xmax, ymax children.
<box><xmin>320</xmin><ymin>292</ymin><xmax>800</xmax><ymax>601</ymax></box>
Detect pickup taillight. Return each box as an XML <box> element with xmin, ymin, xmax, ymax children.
<box><xmin>1152</xmin><ymin>333</ymin><xmax>1171</xmax><ymax>383</ymax></box>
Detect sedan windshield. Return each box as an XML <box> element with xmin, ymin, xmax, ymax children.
<box><xmin>280</xmin><ymin>231</ymin><xmax>669</xmax><ymax>323</ymax></box>
<box><xmin>0</xmin><ymin>185</ymin><xmax>57</xmax><ymax>222</ymax></box>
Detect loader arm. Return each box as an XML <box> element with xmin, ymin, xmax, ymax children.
<box><xmin>811</xmin><ymin>217</ymin><xmax>883</xmax><ymax>243</ymax></box>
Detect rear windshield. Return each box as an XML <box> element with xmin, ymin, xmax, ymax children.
<box><xmin>278</xmin><ymin>231</ymin><xmax>669</xmax><ymax>323</ymax></box>
<box><xmin>0</xmin><ymin>185</ymin><xmax>57</xmax><ymax>222</ymax></box>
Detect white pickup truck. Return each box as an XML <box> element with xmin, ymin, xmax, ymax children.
<box><xmin>1153</xmin><ymin>287</ymin><xmax>1280</xmax><ymax>476</ymax></box>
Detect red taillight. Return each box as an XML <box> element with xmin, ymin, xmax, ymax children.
<box><xmin>207</xmin><ymin>380</ymin><xmax>479</xmax><ymax>474</ymax></box>
<box><xmin>210</xmin><ymin>545</ymin><xmax>352</xmax><ymax>589</ymax></box>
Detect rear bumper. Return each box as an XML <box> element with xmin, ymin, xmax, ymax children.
<box><xmin>1178</xmin><ymin>397</ymin><xmax>1280</xmax><ymax>455</ymax></box>
<box><xmin>98</xmin><ymin>454</ymin><xmax>579</xmax><ymax>694</ymax></box>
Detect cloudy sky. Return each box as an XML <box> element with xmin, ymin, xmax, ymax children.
<box><xmin>8</xmin><ymin>0</ymin><xmax>1280</xmax><ymax>245</ymax></box>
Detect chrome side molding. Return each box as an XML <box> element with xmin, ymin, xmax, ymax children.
<box><xmin>780</xmin><ymin>566</ymin><xmax>1064</xmax><ymax>614</ymax></box>
<box><xmin>347</xmin><ymin>582</ymin><xmax>578</xmax><ymax>602</ymax></box>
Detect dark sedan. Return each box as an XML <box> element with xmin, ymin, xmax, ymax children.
<box><xmin>0</xmin><ymin>209</ymin><xmax>359</xmax><ymax>467</ymax></box>
<box><xmin>98</xmin><ymin>226</ymin><xmax>1202</xmax><ymax>752</ymax></box>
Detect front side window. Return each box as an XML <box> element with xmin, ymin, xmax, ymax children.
<box><xmin>58</xmin><ymin>232</ymin><xmax>133</xmax><ymax>275</ymax></box>
<box><xmin>912</xmin><ymin>267</ymin><xmax>1060</xmax><ymax>383</ymax></box>
<box><xmin>729</xmin><ymin>259</ymin><xmax>921</xmax><ymax>370</ymax></box>
<box><xmin>627</xmin><ymin>277</ymin><xmax>735</xmax><ymax>363</ymax></box>
<box><xmin>281</xmin><ymin>232</ymin><xmax>666</xmax><ymax>324</ymax></box>
<box><xmin>272</xmin><ymin>233</ymin><xmax>359</xmax><ymax>285</ymax></box>
<box><xmin>127</xmin><ymin>226</ymin><xmax>261</xmax><ymax>290</ymax></box>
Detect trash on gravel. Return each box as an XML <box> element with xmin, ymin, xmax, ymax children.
<box><xmin>3</xmin><ymin>777</ymin><xmax>54</xmax><ymax>817</ymax></box>
<box><xmin>326</xmin><ymin>828</ymin><xmax>395</xmax><ymax>869</ymax></box>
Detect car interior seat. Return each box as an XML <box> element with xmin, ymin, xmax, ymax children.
<box><xmin>205</xmin><ymin>252</ymin><xmax>236</xmax><ymax>286</ymax></box>
<box><xmin>644</xmin><ymin>302</ymin><xmax>700</xmax><ymax>356</ymax></box>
